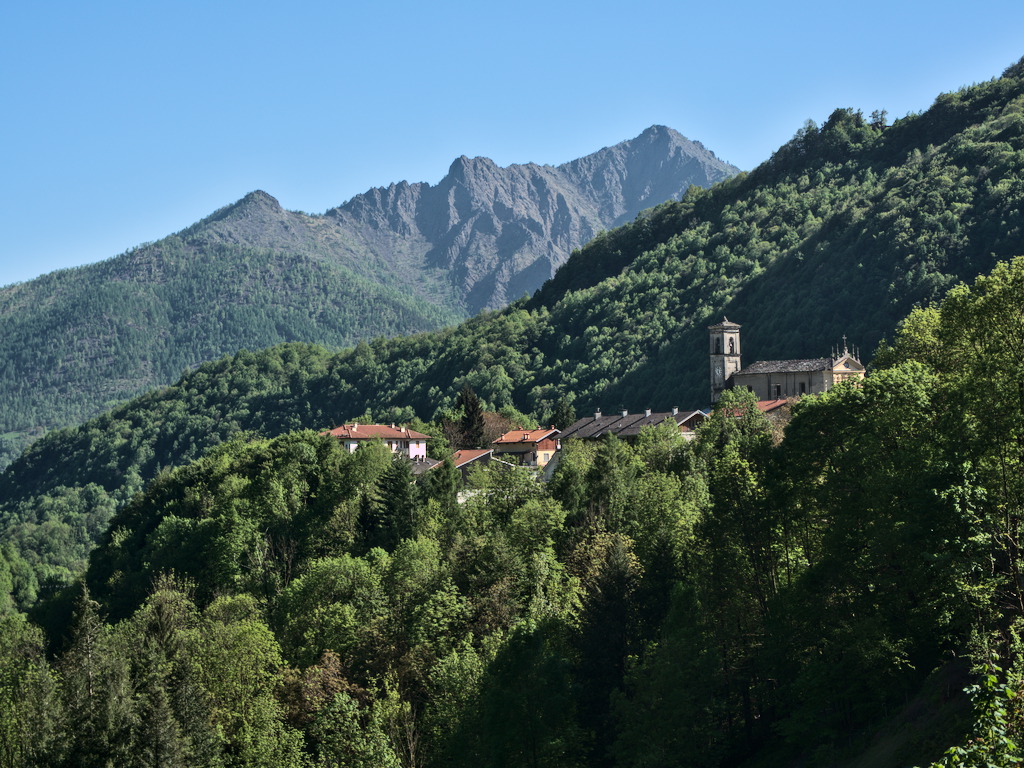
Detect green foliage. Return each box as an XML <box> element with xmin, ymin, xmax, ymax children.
<box><xmin>0</xmin><ymin>239</ymin><xmax>464</xmax><ymax>469</ymax></box>
<box><xmin>10</xmin><ymin>245</ymin><xmax>1024</xmax><ymax>766</ymax></box>
<box><xmin>363</xmin><ymin>456</ymin><xmax>417</xmax><ymax>552</ymax></box>
<box><xmin>0</xmin><ymin>611</ymin><xmax>60</xmax><ymax>767</ymax></box>
<box><xmin>921</xmin><ymin>669</ymin><xmax>1023</xmax><ymax>767</ymax></box>
<box><xmin>11</xmin><ymin>58</ymin><xmax>1024</xmax><ymax>768</ymax></box>
<box><xmin>310</xmin><ymin>690</ymin><xmax>401</xmax><ymax>768</ymax></box>
<box><xmin>86</xmin><ymin>430</ymin><xmax>383</xmax><ymax>618</ymax></box>
<box><xmin>459</xmin><ymin>620</ymin><xmax>587</xmax><ymax>768</ymax></box>
<box><xmin>549</xmin><ymin>396</ymin><xmax>577</xmax><ymax>431</ymax></box>
<box><xmin>10</xmin><ymin>64</ymin><xmax>1024</xmax><ymax>596</ymax></box>
<box><xmin>456</xmin><ymin>385</ymin><xmax>486</xmax><ymax>449</ymax></box>
<box><xmin>196</xmin><ymin>595</ymin><xmax>306</xmax><ymax>767</ymax></box>
<box><xmin>58</xmin><ymin>584</ymin><xmax>137</xmax><ymax>766</ymax></box>
<box><xmin>610</xmin><ymin>253</ymin><xmax>1024</xmax><ymax>766</ymax></box>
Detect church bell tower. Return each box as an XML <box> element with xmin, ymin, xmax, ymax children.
<box><xmin>709</xmin><ymin>318</ymin><xmax>742</xmax><ymax>403</ymax></box>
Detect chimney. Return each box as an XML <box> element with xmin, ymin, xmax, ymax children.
<box><xmin>645</xmin><ymin>408</ymin><xmax>651</xmax><ymax>417</ymax></box>
<box><xmin>595</xmin><ymin>409</ymin><xmax>602</xmax><ymax>420</ymax></box>
<box><xmin>672</xmin><ymin>407</ymin><xmax>678</xmax><ymax>415</ymax></box>
<box><xmin>352</xmin><ymin>423</ymin><xmax>358</xmax><ymax>431</ymax></box>
<box><xmin>621</xmin><ymin>409</ymin><xmax>628</xmax><ymax>417</ymax></box>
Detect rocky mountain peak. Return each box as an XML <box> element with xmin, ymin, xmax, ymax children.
<box><xmin>183</xmin><ymin>190</ymin><xmax>299</xmax><ymax>251</ymax></box>
<box><xmin>639</xmin><ymin>124</ymin><xmax>676</xmax><ymax>140</ymax></box>
<box><xmin>446</xmin><ymin>155</ymin><xmax>500</xmax><ymax>183</ymax></box>
<box><xmin>315</xmin><ymin>127</ymin><xmax>739</xmax><ymax>312</ymax></box>
<box><xmin>241</xmin><ymin>189</ymin><xmax>281</xmax><ymax>207</ymax></box>
<box><xmin>226</xmin><ymin>190</ymin><xmax>284</xmax><ymax>218</ymax></box>
<box><xmin>181</xmin><ymin>127</ymin><xmax>737</xmax><ymax>313</ymax></box>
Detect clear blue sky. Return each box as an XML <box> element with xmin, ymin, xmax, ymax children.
<box><xmin>2</xmin><ymin>0</ymin><xmax>1022</xmax><ymax>287</ymax></box>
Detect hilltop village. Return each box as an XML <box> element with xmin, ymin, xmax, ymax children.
<box><xmin>325</xmin><ymin>319</ymin><xmax>866</xmax><ymax>481</ymax></box>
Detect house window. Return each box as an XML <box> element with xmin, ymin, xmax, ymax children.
<box><xmin>774</xmin><ymin>384</ymin><xmax>782</xmax><ymax>399</ymax></box>
<box><xmin>799</xmin><ymin>382</ymin><xmax>806</xmax><ymax>395</ymax></box>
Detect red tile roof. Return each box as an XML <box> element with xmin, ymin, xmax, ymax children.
<box><xmin>452</xmin><ymin>449</ymin><xmax>492</xmax><ymax>467</ymax></box>
<box><xmin>324</xmin><ymin>424</ymin><xmax>431</xmax><ymax>440</ymax></box>
<box><xmin>756</xmin><ymin>399</ymin><xmax>788</xmax><ymax>413</ymax></box>
<box><xmin>492</xmin><ymin>428</ymin><xmax>559</xmax><ymax>445</ymax></box>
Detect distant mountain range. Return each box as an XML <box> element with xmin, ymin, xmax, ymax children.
<box><xmin>0</xmin><ymin>127</ymin><xmax>737</xmax><ymax>466</ymax></box>
<box><xmin>183</xmin><ymin>125</ymin><xmax>737</xmax><ymax>313</ymax></box>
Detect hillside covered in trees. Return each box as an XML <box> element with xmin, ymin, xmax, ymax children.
<box><xmin>0</xmin><ymin>242</ymin><xmax>460</xmax><ymax>471</ymax></box>
<box><xmin>5</xmin><ymin>57</ymin><xmax>1024</xmax><ymax>595</ymax></box>
<box><xmin>5</xmin><ymin>254</ymin><xmax>1024</xmax><ymax>766</ymax></box>
<box><xmin>0</xmin><ymin>127</ymin><xmax>735</xmax><ymax>469</ymax></box>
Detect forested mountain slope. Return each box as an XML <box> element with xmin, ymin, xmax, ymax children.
<box><xmin>7</xmin><ymin>252</ymin><xmax>1024</xmax><ymax>766</ymax></box>
<box><xmin>0</xmin><ymin>127</ymin><xmax>733</xmax><ymax>468</ymax></box>
<box><xmin>5</xmin><ymin>59</ymin><xmax>1024</xmax><ymax>594</ymax></box>
<box><xmin>0</xmin><ymin>243</ymin><xmax>458</xmax><ymax>470</ymax></box>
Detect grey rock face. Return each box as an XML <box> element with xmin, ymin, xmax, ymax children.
<box><xmin>192</xmin><ymin>126</ymin><xmax>739</xmax><ymax>313</ymax></box>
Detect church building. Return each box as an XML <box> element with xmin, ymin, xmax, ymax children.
<box><xmin>709</xmin><ymin>318</ymin><xmax>865</xmax><ymax>403</ymax></box>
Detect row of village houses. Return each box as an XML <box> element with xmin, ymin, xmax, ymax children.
<box><xmin>323</xmin><ymin>408</ymin><xmax>706</xmax><ymax>482</ymax></box>
<box><xmin>321</xmin><ymin>319</ymin><xmax>867</xmax><ymax>481</ymax></box>
<box><xmin>321</xmin><ymin>404</ymin><xmax>786</xmax><ymax>482</ymax></box>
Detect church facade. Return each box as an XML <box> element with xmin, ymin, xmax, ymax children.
<box><xmin>709</xmin><ymin>318</ymin><xmax>865</xmax><ymax>403</ymax></box>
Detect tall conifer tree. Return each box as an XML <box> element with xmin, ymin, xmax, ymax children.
<box><xmin>457</xmin><ymin>385</ymin><xmax>485</xmax><ymax>449</ymax></box>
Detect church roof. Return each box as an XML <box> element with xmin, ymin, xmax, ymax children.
<box><xmin>737</xmin><ymin>358</ymin><xmax>832</xmax><ymax>375</ymax></box>
<box><xmin>832</xmin><ymin>353</ymin><xmax>865</xmax><ymax>370</ymax></box>
<box><xmin>708</xmin><ymin>316</ymin><xmax>741</xmax><ymax>330</ymax></box>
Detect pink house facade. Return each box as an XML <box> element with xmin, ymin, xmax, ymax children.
<box><xmin>323</xmin><ymin>424</ymin><xmax>430</xmax><ymax>459</ymax></box>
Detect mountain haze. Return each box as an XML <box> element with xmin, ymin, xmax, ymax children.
<box><xmin>0</xmin><ymin>127</ymin><xmax>736</xmax><ymax>467</ymax></box>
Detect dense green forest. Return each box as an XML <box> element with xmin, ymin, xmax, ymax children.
<box><xmin>5</xmin><ymin>59</ymin><xmax>1024</xmax><ymax>592</ymax></box>
<box><xmin>5</xmin><ymin>254</ymin><xmax>1024</xmax><ymax>765</ymax></box>
<box><xmin>0</xmin><ymin>238</ymin><xmax>463</xmax><ymax>469</ymax></box>
<box><xmin>5</xmin><ymin>58</ymin><xmax>1024</xmax><ymax>766</ymax></box>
